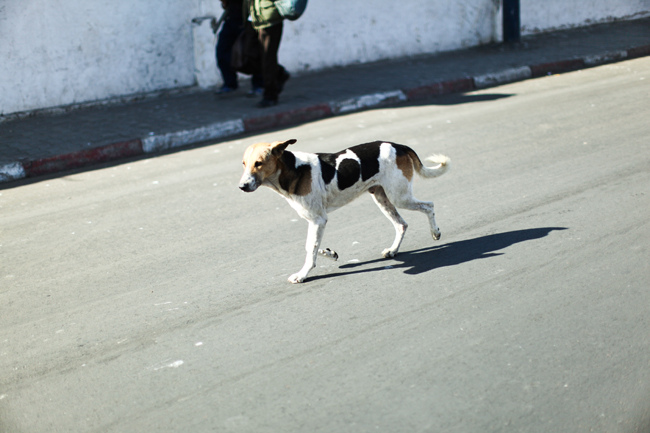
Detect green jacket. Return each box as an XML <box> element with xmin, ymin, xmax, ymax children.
<box><xmin>244</xmin><ymin>0</ymin><xmax>283</xmax><ymax>29</ymax></box>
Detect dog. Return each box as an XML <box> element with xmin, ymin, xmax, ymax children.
<box><xmin>239</xmin><ymin>139</ymin><xmax>450</xmax><ymax>283</ymax></box>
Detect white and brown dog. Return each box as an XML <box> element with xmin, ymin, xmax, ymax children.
<box><xmin>239</xmin><ymin>139</ymin><xmax>450</xmax><ymax>283</ymax></box>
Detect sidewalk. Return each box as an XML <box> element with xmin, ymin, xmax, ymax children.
<box><xmin>1</xmin><ymin>18</ymin><xmax>649</xmax><ymax>184</ymax></box>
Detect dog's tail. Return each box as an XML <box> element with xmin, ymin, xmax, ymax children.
<box><xmin>413</xmin><ymin>153</ymin><xmax>451</xmax><ymax>179</ymax></box>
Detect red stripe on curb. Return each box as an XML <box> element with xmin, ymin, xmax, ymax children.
<box><xmin>529</xmin><ymin>59</ymin><xmax>585</xmax><ymax>77</ymax></box>
<box><xmin>627</xmin><ymin>44</ymin><xmax>650</xmax><ymax>59</ymax></box>
<box><xmin>23</xmin><ymin>139</ymin><xmax>143</xmax><ymax>177</ymax></box>
<box><xmin>405</xmin><ymin>78</ymin><xmax>475</xmax><ymax>100</ymax></box>
<box><xmin>243</xmin><ymin>104</ymin><xmax>332</xmax><ymax>133</ymax></box>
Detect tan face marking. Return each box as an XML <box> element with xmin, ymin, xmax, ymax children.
<box><xmin>239</xmin><ymin>142</ymin><xmax>279</xmax><ymax>192</ymax></box>
<box><xmin>239</xmin><ymin>139</ymin><xmax>298</xmax><ymax>192</ymax></box>
<box><xmin>242</xmin><ymin>142</ymin><xmax>279</xmax><ymax>180</ymax></box>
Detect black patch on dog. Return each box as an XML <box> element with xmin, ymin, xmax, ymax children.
<box><xmin>393</xmin><ymin>143</ymin><xmax>413</xmax><ymax>157</ymax></box>
<box><xmin>318</xmin><ymin>142</ymin><xmax>382</xmax><ymax>188</ymax></box>
<box><xmin>281</xmin><ymin>150</ymin><xmax>297</xmax><ymax>171</ymax></box>
<box><xmin>337</xmin><ymin>158</ymin><xmax>361</xmax><ymax>190</ymax></box>
<box><xmin>348</xmin><ymin>142</ymin><xmax>381</xmax><ymax>181</ymax></box>
<box><xmin>280</xmin><ymin>151</ymin><xmax>312</xmax><ymax>195</ymax></box>
<box><xmin>317</xmin><ymin>153</ymin><xmax>337</xmax><ymax>185</ymax></box>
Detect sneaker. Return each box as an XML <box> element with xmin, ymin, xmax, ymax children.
<box><xmin>246</xmin><ymin>87</ymin><xmax>264</xmax><ymax>98</ymax></box>
<box><xmin>214</xmin><ymin>85</ymin><xmax>236</xmax><ymax>95</ymax></box>
<box><xmin>257</xmin><ymin>98</ymin><xmax>278</xmax><ymax>108</ymax></box>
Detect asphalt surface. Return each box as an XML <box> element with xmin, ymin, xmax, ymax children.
<box><xmin>1</xmin><ymin>18</ymin><xmax>649</xmax><ymax>184</ymax></box>
<box><xmin>1</xmin><ymin>56</ymin><xmax>649</xmax><ymax>432</ymax></box>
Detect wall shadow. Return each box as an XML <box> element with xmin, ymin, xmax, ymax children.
<box><xmin>307</xmin><ymin>227</ymin><xmax>567</xmax><ymax>282</ymax></box>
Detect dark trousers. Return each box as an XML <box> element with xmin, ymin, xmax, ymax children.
<box><xmin>217</xmin><ymin>16</ymin><xmax>263</xmax><ymax>89</ymax></box>
<box><xmin>257</xmin><ymin>21</ymin><xmax>287</xmax><ymax>101</ymax></box>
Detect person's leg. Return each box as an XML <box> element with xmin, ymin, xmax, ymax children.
<box><xmin>257</xmin><ymin>21</ymin><xmax>283</xmax><ymax>104</ymax></box>
<box><xmin>251</xmin><ymin>72</ymin><xmax>264</xmax><ymax>93</ymax></box>
<box><xmin>216</xmin><ymin>18</ymin><xmax>242</xmax><ymax>90</ymax></box>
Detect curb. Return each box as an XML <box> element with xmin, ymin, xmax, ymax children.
<box><xmin>2</xmin><ymin>45</ymin><xmax>649</xmax><ymax>184</ymax></box>
<box><xmin>473</xmin><ymin>66</ymin><xmax>532</xmax><ymax>89</ymax></box>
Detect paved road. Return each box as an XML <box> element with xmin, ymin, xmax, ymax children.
<box><xmin>1</xmin><ymin>58</ymin><xmax>649</xmax><ymax>433</ymax></box>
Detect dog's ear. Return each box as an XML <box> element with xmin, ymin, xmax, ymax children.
<box><xmin>271</xmin><ymin>139</ymin><xmax>297</xmax><ymax>156</ymax></box>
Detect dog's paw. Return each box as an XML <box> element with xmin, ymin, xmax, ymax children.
<box><xmin>318</xmin><ymin>248</ymin><xmax>339</xmax><ymax>261</ymax></box>
<box><xmin>288</xmin><ymin>273</ymin><xmax>306</xmax><ymax>284</ymax></box>
<box><xmin>432</xmin><ymin>229</ymin><xmax>441</xmax><ymax>240</ymax></box>
<box><xmin>382</xmin><ymin>248</ymin><xmax>397</xmax><ymax>258</ymax></box>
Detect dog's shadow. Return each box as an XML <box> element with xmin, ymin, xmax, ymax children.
<box><xmin>308</xmin><ymin>227</ymin><xmax>567</xmax><ymax>282</ymax></box>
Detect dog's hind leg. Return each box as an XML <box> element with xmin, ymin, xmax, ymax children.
<box><xmin>370</xmin><ymin>186</ymin><xmax>408</xmax><ymax>258</ymax></box>
<box><xmin>289</xmin><ymin>217</ymin><xmax>327</xmax><ymax>284</ymax></box>
<box><xmin>393</xmin><ymin>194</ymin><xmax>441</xmax><ymax>241</ymax></box>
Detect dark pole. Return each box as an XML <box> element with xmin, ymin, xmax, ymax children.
<box><xmin>502</xmin><ymin>0</ymin><xmax>521</xmax><ymax>43</ymax></box>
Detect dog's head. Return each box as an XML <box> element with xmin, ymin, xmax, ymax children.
<box><xmin>239</xmin><ymin>139</ymin><xmax>297</xmax><ymax>192</ymax></box>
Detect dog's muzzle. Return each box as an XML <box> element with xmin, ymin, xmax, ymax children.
<box><xmin>238</xmin><ymin>173</ymin><xmax>259</xmax><ymax>192</ymax></box>
<box><xmin>239</xmin><ymin>182</ymin><xmax>256</xmax><ymax>192</ymax></box>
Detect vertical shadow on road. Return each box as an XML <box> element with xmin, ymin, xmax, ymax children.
<box><xmin>307</xmin><ymin>227</ymin><xmax>568</xmax><ymax>282</ymax></box>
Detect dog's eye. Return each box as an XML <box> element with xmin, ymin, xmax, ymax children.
<box><xmin>254</xmin><ymin>161</ymin><xmax>263</xmax><ymax>169</ymax></box>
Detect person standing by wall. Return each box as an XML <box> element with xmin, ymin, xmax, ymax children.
<box><xmin>244</xmin><ymin>0</ymin><xmax>291</xmax><ymax>108</ymax></box>
<box><xmin>216</xmin><ymin>0</ymin><xmax>264</xmax><ymax>96</ymax></box>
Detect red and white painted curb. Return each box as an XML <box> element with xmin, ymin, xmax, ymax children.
<box><xmin>141</xmin><ymin>119</ymin><xmax>245</xmax><ymax>153</ymax></box>
<box><xmin>2</xmin><ymin>45</ymin><xmax>649</xmax><ymax>183</ymax></box>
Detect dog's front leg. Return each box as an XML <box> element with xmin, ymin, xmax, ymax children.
<box><xmin>289</xmin><ymin>217</ymin><xmax>326</xmax><ymax>284</ymax></box>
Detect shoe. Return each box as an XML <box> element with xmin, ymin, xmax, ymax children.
<box><xmin>214</xmin><ymin>85</ymin><xmax>236</xmax><ymax>95</ymax></box>
<box><xmin>246</xmin><ymin>87</ymin><xmax>264</xmax><ymax>98</ymax></box>
<box><xmin>257</xmin><ymin>98</ymin><xmax>278</xmax><ymax>108</ymax></box>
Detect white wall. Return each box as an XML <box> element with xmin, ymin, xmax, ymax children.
<box><xmin>522</xmin><ymin>0</ymin><xmax>650</xmax><ymax>34</ymax></box>
<box><xmin>280</xmin><ymin>0</ymin><xmax>500</xmax><ymax>72</ymax></box>
<box><xmin>0</xmin><ymin>0</ymin><xmax>203</xmax><ymax>116</ymax></box>
<box><xmin>1</xmin><ymin>0</ymin><xmax>648</xmax><ymax>117</ymax></box>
